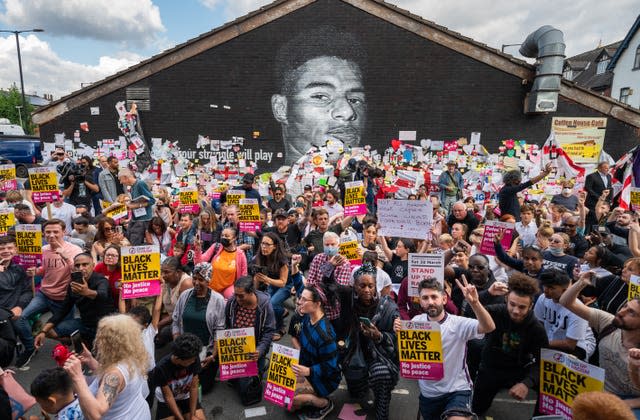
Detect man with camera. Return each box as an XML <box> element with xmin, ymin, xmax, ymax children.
<box><xmin>34</xmin><ymin>253</ymin><xmax>114</xmax><ymax>350</ymax></box>
<box><xmin>60</xmin><ymin>158</ymin><xmax>99</xmax><ymax>214</ymax></box>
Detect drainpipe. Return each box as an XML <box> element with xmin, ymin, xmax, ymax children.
<box><xmin>519</xmin><ymin>25</ymin><xmax>566</xmax><ymax>113</ymax></box>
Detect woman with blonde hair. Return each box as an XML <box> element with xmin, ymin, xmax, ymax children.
<box><xmin>63</xmin><ymin>314</ymin><xmax>151</xmax><ymax>419</ymax></box>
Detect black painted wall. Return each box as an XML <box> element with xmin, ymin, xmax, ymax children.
<box><xmin>39</xmin><ymin>0</ymin><xmax>640</xmax><ymax>171</ymax></box>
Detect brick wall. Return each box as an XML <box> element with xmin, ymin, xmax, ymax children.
<box><xmin>39</xmin><ymin>0</ymin><xmax>640</xmax><ymax>171</ymax></box>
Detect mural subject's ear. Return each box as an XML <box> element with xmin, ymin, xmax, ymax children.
<box><xmin>271</xmin><ymin>94</ymin><xmax>288</xmax><ymax>124</ymax></box>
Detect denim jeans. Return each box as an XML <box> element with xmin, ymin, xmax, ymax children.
<box><xmin>419</xmin><ymin>390</ymin><xmax>472</xmax><ymax>420</ymax></box>
<box><xmin>14</xmin><ymin>291</ymin><xmax>72</xmax><ymax>352</ymax></box>
<box><xmin>268</xmin><ymin>285</ymin><xmax>292</xmax><ymax>331</ymax></box>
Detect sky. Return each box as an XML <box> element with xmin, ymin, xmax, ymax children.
<box><xmin>0</xmin><ymin>0</ymin><xmax>638</xmax><ymax>100</ymax></box>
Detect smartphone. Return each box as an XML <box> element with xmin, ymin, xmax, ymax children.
<box><xmin>359</xmin><ymin>317</ymin><xmax>373</xmax><ymax>327</ymax></box>
<box><xmin>70</xmin><ymin>330</ymin><xmax>83</xmax><ymax>354</ymax></box>
<box><xmin>70</xmin><ymin>271</ymin><xmax>84</xmax><ymax>283</ymax></box>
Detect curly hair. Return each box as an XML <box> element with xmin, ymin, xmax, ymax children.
<box><xmin>572</xmin><ymin>391</ymin><xmax>635</xmax><ymax>420</ymax></box>
<box><xmin>508</xmin><ymin>272</ymin><xmax>539</xmax><ymax>298</ymax></box>
<box><xmin>94</xmin><ymin>314</ymin><xmax>149</xmax><ymax>377</ymax></box>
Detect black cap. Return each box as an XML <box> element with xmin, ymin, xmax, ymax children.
<box><xmin>304</xmin><ymin>185</ymin><xmax>312</xmax><ymax>191</ymax></box>
<box><xmin>287</xmin><ymin>208</ymin><xmax>298</xmax><ymax>215</ymax></box>
<box><xmin>242</xmin><ymin>173</ymin><xmax>255</xmax><ymax>183</ymax></box>
<box><xmin>273</xmin><ymin>208</ymin><xmax>287</xmax><ymax>219</ymax></box>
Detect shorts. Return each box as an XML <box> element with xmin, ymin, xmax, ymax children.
<box><xmin>156</xmin><ymin>398</ymin><xmax>202</xmax><ymax>419</ymax></box>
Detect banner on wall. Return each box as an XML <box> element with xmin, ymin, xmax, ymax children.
<box><xmin>551</xmin><ymin>117</ymin><xmax>607</xmax><ymax>164</ymax></box>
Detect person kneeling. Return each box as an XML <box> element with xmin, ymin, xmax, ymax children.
<box><xmin>151</xmin><ymin>333</ymin><xmax>206</xmax><ymax>420</ymax></box>
<box><xmin>290</xmin><ymin>286</ymin><xmax>340</xmax><ymax>420</ymax></box>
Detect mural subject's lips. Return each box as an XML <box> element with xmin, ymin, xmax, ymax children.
<box><xmin>326</xmin><ymin>126</ymin><xmax>360</xmax><ymax>144</ymax></box>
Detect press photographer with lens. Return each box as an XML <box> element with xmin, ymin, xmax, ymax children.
<box><xmin>59</xmin><ymin>156</ymin><xmax>100</xmax><ymax>214</ymax></box>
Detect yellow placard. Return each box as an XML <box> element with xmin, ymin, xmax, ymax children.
<box><xmin>631</xmin><ymin>188</ymin><xmax>640</xmax><ymax>211</ymax></box>
<box><xmin>539</xmin><ymin>349</ymin><xmax>604</xmax><ymax>416</ymax></box>
<box><xmin>267</xmin><ymin>350</ymin><xmax>297</xmax><ymax>392</ymax></box>
<box><xmin>0</xmin><ymin>209</ymin><xmax>15</xmax><ymax>235</ymax></box>
<box><xmin>344</xmin><ymin>183</ymin><xmax>365</xmax><ymax>207</ymax></box>
<box><xmin>339</xmin><ymin>240</ymin><xmax>360</xmax><ymax>261</ymax></box>
<box><xmin>28</xmin><ymin>169</ymin><xmax>58</xmax><ymax>192</ymax></box>
<box><xmin>238</xmin><ymin>199</ymin><xmax>260</xmax><ymax>222</ymax></box>
<box><xmin>105</xmin><ymin>204</ymin><xmax>128</xmax><ymax>221</ymax></box>
<box><xmin>226</xmin><ymin>190</ymin><xmax>245</xmax><ymax>207</ymax></box>
<box><xmin>16</xmin><ymin>225</ymin><xmax>42</xmax><ymax>254</ymax></box>
<box><xmin>218</xmin><ymin>333</ymin><xmax>256</xmax><ymax>364</ymax></box>
<box><xmin>629</xmin><ymin>275</ymin><xmax>640</xmax><ymax>301</ymax></box>
<box><xmin>0</xmin><ymin>165</ymin><xmax>16</xmax><ymax>182</ymax></box>
<box><xmin>179</xmin><ymin>189</ymin><xmax>198</xmax><ymax>205</ymax></box>
<box><xmin>398</xmin><ymin>329</ymin><xmax>443</xmax><ymax>363</ymax></box>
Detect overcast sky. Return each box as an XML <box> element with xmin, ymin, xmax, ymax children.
<box><xmin>0</xmin><ymin>0</ymin><xmax>637</xmax><ymax>99</ymax></box>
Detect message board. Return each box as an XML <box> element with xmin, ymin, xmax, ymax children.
<box><xmin>28</xmin><ymin>167</ymin><xmax>60</xmax><ymax>203</ymax></box>
<box><xmin>120</xmin><ymin>245</ymin><xmax>161</xmax><ymax>299</ymax></box>
<box><xmin>408</xmin><ymin>253</ymin><xmax>444</xmax><ymax>297</ymax></box>
<box><xmin>480</xmin><ymin>220</ymin><xmax>515</xmax><ymax>256</ymax></box>
<box><xmin>216</xmin><ymin>328</ymin><xmax>258</xmax><ymax>380</ymax></box>
<box><xmin>397</xmin><ymin>320</ymin><xmax>444</xmax><ymax>380</ymax></box>
<box><xmin>264</xmin><ymin>343</ymin><xmax>299</xmax><ymax>410</ymax></box>
<box><xmin>344</xmin><ymin>181</ymin><xmax>367</xmax><ymax>216</ymax></box>
<box><xmin>238</xmin><ymin>198</ymin><xmax>261</xmax><ymax>232</ymax></box>
<box><xmin>15</xmin><ymin>224</ymin><xmax>42</xmax><ymax>269</ymax></box>
<box><xmin>179</xmin><ymin>187</ymin><xmax>200</xmax><ymax>214</ymax></box>
<box><xmin>377</xmin><ymin>199</ymin><xmax>432</xmax><ymax>240</ymax></box>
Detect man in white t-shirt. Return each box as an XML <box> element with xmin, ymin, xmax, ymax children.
<box><xmin>41</xmin><ymin>194</ymin><xmax>77</xmax><ymax>234</ymax></box>
<box><xmin>534</xmin><ymin>269</ymin><xmax>596</xmax><ymax>360</ymax></box>
<box><xmin>394</xmin><ymin>276</ymin><xmax>495</xmax><ymax>419</ymax></box>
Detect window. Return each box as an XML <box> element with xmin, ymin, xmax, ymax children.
<box><xmin>620</xmin><ymin>87</ymin><xmax>631</xmax><ymax>104</ymax></box>
<box><xmin>563</xmin><ymin>69</ymin><xmax>574</xmax><ymax>80</ymax></box>
<box><xmin>596</xmin><ymin>58</ymin><xmax>609</xmax><ymax>75</ymax></box>
<box><xmin>634</xmin><ymin>45</ymin><xmax>640</xmax><ymax>70</ymax></box>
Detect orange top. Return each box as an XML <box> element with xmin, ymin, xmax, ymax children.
<box><xmin>210</xmin><ymin>249</ymin><xmax>237</xmax><ymax>292</ymax></box>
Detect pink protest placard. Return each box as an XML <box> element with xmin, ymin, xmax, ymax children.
<box><xmin>216</xmin><ymin>328</ymin><xmax>258</xmax><ymax>380</ymax></box>
<box><xmin>120</xmin><ymin>245</ymin><xmax>161</xmax><ymax>299</ymax></box>
<box><xmin>344</xmin><ymin>181</ymin><xmax>367</xmax><ymax>216</ymax></box>
<box><xmin>398</xmin><ymin>320</ymin><xmax>444</xmax><ymax>380</ymax></box>
<box><xmin>264</xmin><ymin>344</ymin><xmax>299</xmax><ymax>410</ymax></box>
<box><xmin>479</xmin><ymin>220</ymin><xmax>515</xmax><ymax>256</ymax></box>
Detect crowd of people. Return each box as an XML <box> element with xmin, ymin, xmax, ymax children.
<box><xmin>1</xmin><ymin>149</ymin><xmax>640</xmax><ymax>420</ymax></box>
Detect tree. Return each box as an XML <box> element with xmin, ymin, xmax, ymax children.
<box><xmin>0</xmin><ymin>85</ymin><xmax>36</xmax><ymax>134</ymax></box>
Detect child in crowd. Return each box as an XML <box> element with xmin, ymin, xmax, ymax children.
<box><xmin>30</xmin><ymin>367</ymin><xmax>83</xmax><ymax>420</ymax></box>
<box><xmin>150</xmin><ymin>333</ymin><xmax>206</xmax><ymax>420</ymax></box>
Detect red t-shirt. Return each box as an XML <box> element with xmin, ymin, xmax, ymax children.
<box><xmin>94</xmin><ymin>262</ymin><xmax>122</xmax><ymax>306</ymax></box>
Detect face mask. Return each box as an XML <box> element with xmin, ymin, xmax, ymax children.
<box><xmin>562</xmin><ymin>188</ymin><xmax>572</xmax><ymax>196</ymax></box>
<box><xmin>548</xmin><ymin>247</ymin><xmax>564</xmax><ymax>256</ymax></box>
<box><xmin>220</xmin><ymin>238</ymin><xmax>232</xmax><ymax>247</ymax></box>
<box><xmin>324</xmin><ymin>246</ymin><xmax>339</xmax><ymax>257</ymax></box>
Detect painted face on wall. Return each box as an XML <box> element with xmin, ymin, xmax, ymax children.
<box><xmin>272</xmin><ymin>56</ymin><xmax>366</xmax><ymax>164</ymax></box>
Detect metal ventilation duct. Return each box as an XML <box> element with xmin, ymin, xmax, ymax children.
<box><xmin>519</xmin><ymin>25</ymin><xmax>566</xmax><ymax>114</ymax></box>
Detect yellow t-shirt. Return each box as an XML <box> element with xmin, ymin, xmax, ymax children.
<box><xmin>210</xmin><ymin>249</ymin><xmax>237</xmax><ymax>292</ymax></box>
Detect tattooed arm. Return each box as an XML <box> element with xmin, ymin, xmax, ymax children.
<box><xmin>67</xmin><ymin>360</ymin><xmax>125</xmax><ymax>420</ymax></box>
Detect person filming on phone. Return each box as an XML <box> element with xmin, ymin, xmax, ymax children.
<box><xmin>34</xmin><ymin>253</ymin><xmax>115</xmax><ymax>350</ymax></box>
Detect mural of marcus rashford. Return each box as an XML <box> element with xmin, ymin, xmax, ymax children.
<box><xmin>271</xmin><ymin>27</ymin><xmax>368</xmax><ymax>165</ymax></box>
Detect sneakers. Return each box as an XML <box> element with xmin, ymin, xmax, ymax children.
<box><xmin>304</xmin><ymin>400</ymin><xmax>334</xmax><ymax>420</ymax></box>
<box><xmin>15</xmin><ymin>348</ymin><xmax>36</xmax><ymax>370</ymax></box>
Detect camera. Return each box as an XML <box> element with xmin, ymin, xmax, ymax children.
<box><xmin>248</xmin><ymin>265</ymin><xmax>267</xmax><ymax>276</ymax></box>
<box><xmin>57</xmin><ymin>161</ymin><xmax>86</xmax><ymax>183</ymax></box>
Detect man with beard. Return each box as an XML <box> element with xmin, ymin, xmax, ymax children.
<box><xmin>560</xmin><ymin>271</ymin><xmax>640</xmax><ymax>410</ymax></box>
<box><xmin>606</xmin><ymin>208</ymin><xmax>634</xmax><ymax>243</ymax></box>
<box><xmin>394</xmin><ymin>277</ymin><xmax>495</xmax><ymax>419</ymax></box>
<box><xmin>271</xmin><ymin>27</ymin><xmax>366</xmax><ymax>165</ymax></box>
<box><xmin>472</xmin><ymin>273</ymin><xmax>548</xmax><ymax>416</ymax></box>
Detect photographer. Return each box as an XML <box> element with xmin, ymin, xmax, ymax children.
<box><xmin>61</xmin><ymin>157</ymin><xmax>99</xmax><ymax>214</ymax></box>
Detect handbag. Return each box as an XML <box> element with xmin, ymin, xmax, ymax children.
<box><xmin>342</xmin><ymin>335</ymin><xmax>368</xmax><ymax>383</ymax></box>
<box><xmin>236</xmin><ymin>376</ymin><xmax>263</xmax><ymax>406</ymax></box>
<box><xmin>0</xmin><ymin>368</ymin><xmax>36</xmax><ymax>419</ymax></box>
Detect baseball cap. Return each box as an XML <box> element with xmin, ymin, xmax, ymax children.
<box><xmin>273</xmin><ymin>208</ymin><xmax>287</xmax><ymax>219</ymax></box>
<box><xmin>242</xmin><ymin>173</ymin><xmax>255</xmax><ymax>183</ymax></box>
<box><xmin>287</xmin><ymin>208</ymin><xmax>299</xmax><ymax>215</ymax></box>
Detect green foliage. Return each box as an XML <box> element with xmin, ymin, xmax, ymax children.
<box><xmin>0</xmin><ymin>85</ymin><xmax>36</xmax><ymax>134</ymax></box>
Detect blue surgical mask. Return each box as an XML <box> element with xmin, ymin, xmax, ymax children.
<box><xmin>324</xmin><ymin>246</ymin><xmax>339</xmax><ymax>257</ymax></box>
<box><xmin>548</xmin><ymin>247</ymin><xmax>564</xmax><ymax>256</ymax></box>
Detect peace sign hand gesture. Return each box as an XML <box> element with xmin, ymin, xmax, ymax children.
<box><xmin>455</xmin><ymin>274</ymin><xmax>479</xmax><ymax>305</ymax></box>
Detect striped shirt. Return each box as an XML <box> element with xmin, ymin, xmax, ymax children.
<box><xmin>299</xmin><ymin>315</ymin><xmax>341</xmax><ymax>397</ymax></box>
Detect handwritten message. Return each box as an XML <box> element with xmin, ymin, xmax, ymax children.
<box><xmin>377</xmin><ymin>199</ymin><xmax>432</xmax><ymax>240</ymax></box>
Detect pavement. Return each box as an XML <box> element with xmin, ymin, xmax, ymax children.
<box><xmin>12</xmin><ymin>308</ymin><xmax>538</xmax><ymax>420</ymax></box>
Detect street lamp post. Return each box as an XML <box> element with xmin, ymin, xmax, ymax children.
<box><xmin>0</xmin><ymin>28</ymin><xmax>44</xmax><ymax>130</ymax></box>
